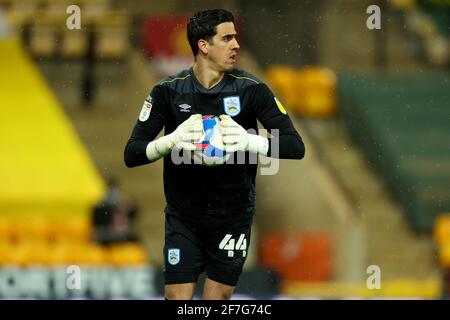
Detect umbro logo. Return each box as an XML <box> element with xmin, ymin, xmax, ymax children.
<box><xmin>179</xmin><ymin>104</ymin><xmax>191</xmax><ymax>112</ymax></box>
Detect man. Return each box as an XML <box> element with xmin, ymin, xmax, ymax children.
<box><xmin>124</xmin><ymin>9</ymin><xmax>305</xmax><ymax>300</ymax></box>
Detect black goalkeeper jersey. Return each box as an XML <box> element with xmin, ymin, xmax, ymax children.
<box><xmin>124</xmin><ymin>67</ymin><xmax>304</xmax><ymax>227</ymax></box>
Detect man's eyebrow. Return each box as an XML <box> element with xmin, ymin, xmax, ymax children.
<box><xmin>221</xmin><ymin>33</ymin><xmax>238</xmax><ymax>38</ymax></box>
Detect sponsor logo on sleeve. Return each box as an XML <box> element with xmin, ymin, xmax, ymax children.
<box><xmin>139</xmin><ymin>96</ymin><xmax>153</xmax><ymax>121</ymax></box>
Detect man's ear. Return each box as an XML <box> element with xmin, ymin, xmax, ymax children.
<box><xmin>198</xmin><ymin>39</ymin><xmax>208</xmax><ymax>55</ymax></box>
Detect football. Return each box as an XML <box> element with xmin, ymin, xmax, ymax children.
<box><xmin>193</xmin><ymin>115</ymin><xmax>230</xmax><ymax>166</ymax></box>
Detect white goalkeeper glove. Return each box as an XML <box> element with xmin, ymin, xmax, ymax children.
<box><xmin>146</xmin><ymin>114</ymin><xmax>204</xmax><ymax>161</ymax></box>
<box><xmin>219</xmin><ymin>115</ymin><xmax>269</xmax><ymax>155</ymax></box>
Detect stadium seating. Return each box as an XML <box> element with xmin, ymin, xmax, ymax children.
<box><xmin>0</xmin><ymin>216</ymin><xmax>11</xmax><ymax>240</ymax></box>
<box><xmin>109</xmin><ymin>243</ymin><xmax>149</xmax><ymax>266</ymax></box>
<box><xmin>1</xmin><ymin>0</ymin><xmax>130</xmax><ymax>60</ymax></box>
<box><xmin>51</xmin><ymin>216</ymin><xmax>92</xmax><ymax>242</ymax></box>
<box><xmin>0</xmin><ymin>35</ymin><xmax>148</xmax><ymax>271</ymax></box>
<box><xmin>264</xmin><ymin>66</ymin><xmax>298</xmax><ymax>113</ymax></box>
<box><xmin>339</xmin><ymin>73</ymin><xmax>450</xmax><ymax>232</ymax></box>
<box><xmin>0</xmin><ymin>216</ymin><xmax>149</xmax><ymax>267</ymax></box>
<box><xmin>434</xmin><ymin>214</ymin><xmax>450</xmax><ymax>246</ymax></box>
<box><xmin>265</xmin><ymin>65</ymin><xmax>337</xmax><ymax>117</ymax></box>
<box><xmin>17</xmin><ymin>215</ymin><xmax>52</xmax><ymax>241</ymax></box>
<box><xmin>94</xmin><ymin>10</ymin><xmax>130</xmax><ymax>60</ymax></box>
<box><xmin>390</xmin><ymin>0</ymin><xmax>449</xmax><ymax>66</ymax></box>
<box><xmin>296</xmin><ymin>66</ymin><xmax>337</xmax><ymax>117</ymax></box>
<box><xmin>61</xmin><ymin>28</ymin><xmax>88</xmax><ymax>59</ymax></box>
<box><xmin>260</xmin><ymin>232</ymin><xmax>332</xmax><ymax>282</ymax></box>
<box><xmin>2</xmin><ymin>0</ymin><xmax>39</xmax><ymax>29</ymax></box>
<box><xmin>434</xmin><ymin>214</ymin><xmax>450</xmax><ymax>267</ymax></box>
<box><xmin>439</xmin><ymin>244</ymin><xmax>450</xmax><ymax>268</ymax></box>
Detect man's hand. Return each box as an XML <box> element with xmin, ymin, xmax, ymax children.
<box><xmin>146</xmin><ymin>114</ymin><xmax>204</xmax><ymax>161</ymax></box>
<box><xmin>170</xmin><ymin>114</ymin><xmax>205</xmax><ymax>150</ymax></box>
<box><xmin>219</xmin><ymin>115</ymin><xmax>268</xmax><ymax>155</ymax></box>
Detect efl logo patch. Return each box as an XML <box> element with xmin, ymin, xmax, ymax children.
<box><xmin>168</xmin><ymin>248</ymin><xmax>180</xmax><ymax>265</ymax></box>
<box><xmin>223</xmin><ymin>96</ymin><xmax>241</xmax><ymax>116</ymax></box>
<box><xmin>139</xmin><ymin>96</ymin><xmax>153</xmax><ymax>122</ymax></box>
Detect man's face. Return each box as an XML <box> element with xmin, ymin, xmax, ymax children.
<box><xmin>206</xmin><ymin>22</ymin><xmax>240</xmax><ymax>71</ymax></box>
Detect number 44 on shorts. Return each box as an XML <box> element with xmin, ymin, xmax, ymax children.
<box><xmin>219</xmin><ymin>234</ymin><xmax>247</xmax><ymax>258</ymax></box>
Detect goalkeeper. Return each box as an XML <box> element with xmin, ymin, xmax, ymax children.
<box><xmin>124</xmin><ymin>8</ymin><xmax>305</xmax><ymax>300</ymax></box>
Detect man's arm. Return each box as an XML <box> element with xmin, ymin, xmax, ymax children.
<box><xmin>221</xmin><ymin>83</ymin><xmax>305</xmax><ymax>159</ymax></box>
<box><xmin>253</xmin><ymin>83</ymin><xmax>304</xmax><ymax>159</ymax></box>
<box><xmin>124</xmin><ymin>86</ymin><xmax>204</xmax><ymax>167</ymax></box>
<box><xmin>124</xmin><ymin>85</ymin><xmax>167</xmax><ymax>167</ymax></box>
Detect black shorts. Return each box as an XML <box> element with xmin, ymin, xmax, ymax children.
<box><xmin>163</xmin><ymin>209</ymin><xmax>252</xmax><ymax>287</ymax></box>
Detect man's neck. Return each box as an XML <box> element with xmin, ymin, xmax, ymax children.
<box><xmin>192</xmin><ymin>59</ymin><xmax>225</xmax><ymax>90</ymax></box>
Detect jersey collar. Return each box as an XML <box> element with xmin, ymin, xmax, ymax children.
<box><xmin>189</xmin><ymin>67</ymin><xmax>231</xmax><ymax>95</ymax></box>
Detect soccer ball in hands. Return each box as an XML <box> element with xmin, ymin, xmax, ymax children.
<box><xmin>193</xmin><ymin>115</ymin><xmax>230</xmax><ymax>166</ymax></box>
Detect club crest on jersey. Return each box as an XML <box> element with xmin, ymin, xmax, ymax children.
<box><xmin>223</xmin><ymin>96</ymin><xmax>241</xmax><ymax>116</ymax></box>
<box><xmin>139</xmin><ymin>96</ymin><xmax>153</xmax><ymax>122</ymax></box>
<box><xmin>168</xmin><ymin>248</ymin><xmax>180</xmax><ymax>265</ymax></box>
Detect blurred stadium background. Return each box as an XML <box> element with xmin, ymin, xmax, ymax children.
<box><xmin>0</xmin><ymin>0</ymin><xmax>449</xmax><ymax>299</ymax></box>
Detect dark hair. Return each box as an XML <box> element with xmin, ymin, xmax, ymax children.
<box><xmin>187</xmin><ymin>9</ymin><xmax>234</xmax><ymax>56</ymax></box>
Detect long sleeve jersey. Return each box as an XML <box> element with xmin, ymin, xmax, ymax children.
<box><xmin>124</xmin><ymin>67</ymin><xmax>304</xmax><ymax>226</ymax></box>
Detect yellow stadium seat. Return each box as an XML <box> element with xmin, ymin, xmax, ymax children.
<box><xmin>51</xmin><ymin>216</ymin><xmax>92</xmax><ymax>242</ymax></box>
<box><xmin>81</xmin><ymin>0</ymin><xmax>111</xmax><ymax>24</ymax></box>
<box><xmin>29</xmin><ymin>14</ymin><xmax>62</xmax><ymax>58</ymax></box>
<box><xmin>79</xmin><ymin>243</ymin><xmax>109</xmax><ymax>266</ymax></box>
<box><xmin>0</xmin><ymin>216</ymin><xmax>12</xmax><ymax>240</ymax></box>
<box><xmin>48</xmin><ymin>240</ymin><xmax>90</xmax><ymax>265</ymax></box>
<box><xmin>5</xmin><ymin>0</ymin><xmax>39</xmax><ymax>29</ymax></box>
<box><xmin>7</xmin><ymin>216</ymin><xmax>28</xmax><ymax>242</ymax></box>
<box><xmin>47</xmin><ymin>241</ymin><xmax>73</xmax><ymax>265</ymax></box>
<box><xmin>20</xmin><ymin>215</ymin><xmax>52</xmax><ymax>241</ymax></box>
<box><xmin>6</xmin><ymin>240</ymin><xmax>52</xmax><ymax>266</ymax></box>
<box><xmin>2</xmin><ymin>215</ymin><xmax>54</xmax><ymax>242</ymax></box>
<box><xmin>389</xmin><ymin>0</ymin><xmax>417</xmax><ymax>10</ymax></box>
<box><xmin>296</xmin><ymin>66</ymin><xmax>337</xmax><ymax>117</ymax></box>
<box><xmin>434</xmin><ymin>214</ymin><xmax>450</xmax><ymax>246</ymax></box>
<box><xmin>94</xmin><ymin>10</ymin><xmax>130</xmax><ymax>60</ymax></box>
<box><xmin>65</xmin><ymin>216</ymin><xmax>92</xmax><ymax>241</ymax></box>
<box><xmin>265</xmin><ymin>65</ymin><xmax>337</xmax><ymax>117</ymax></box>
<box><xmin>439</xmin><ymin>243</ymin><xmax>450</xmax><ymax>267</ymax></box>
<box><xmin>28</xmin><ymin>240</ymin><xmax>53</xmax><ymax>266</ymax></box>
<box><xmin>0</xmin><ymin>241</ymin><xmax>14</xmax><ymax>265</ymax></box>
<box><xmin>435</xmin><ymin>214</ymin><xmax>450</xmax><ymax>267</ymax></box>
<box><xmin>45</xmin><ymin>0</ymin><xmax>75</xmax><ymax>19</ymax></box>
<box><xmin>61</xmin><ymin>29</ymin><xmax>88</xmax><ymax>59</ymax></box>
<box><xmin>265</xmin><ymin>65</ymin><xmax>298</xmax><ymax>113</ymax></box>
<box><xmin>109</xmin><ymin>243</ymin><xmax>149</xmax><ymax>266</ymax></box>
